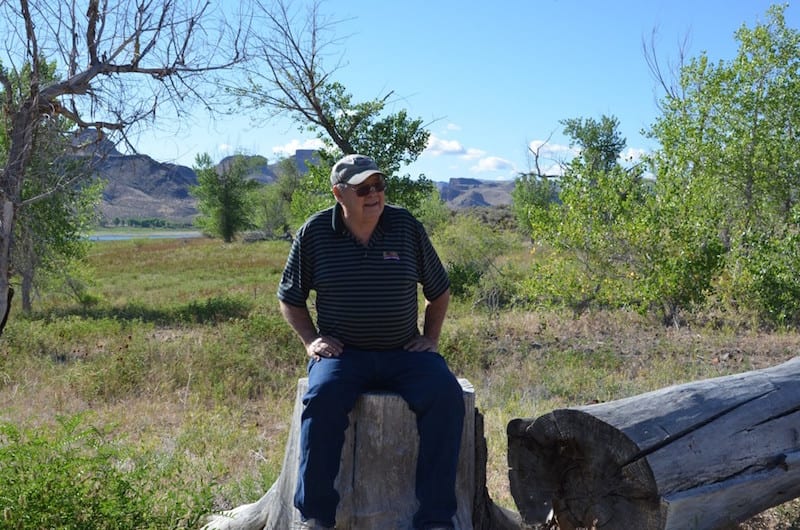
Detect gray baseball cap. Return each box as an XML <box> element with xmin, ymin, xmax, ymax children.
<box><xmin>330</xmin><ymin>154</ymin><xmax>386</xmax><ymax>186</ymax></box>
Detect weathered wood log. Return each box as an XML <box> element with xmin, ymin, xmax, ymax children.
<box><xmin>203</xmin><ymin>377</ymin><xmax>520</xmax><ymax>530</ymax></box>
<box><xmin>508</xmin><ymin>356</ymin><xmax>800</xmax><ymax>530</ymax></box>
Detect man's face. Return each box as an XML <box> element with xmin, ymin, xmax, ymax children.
<box><xmin>335</xmin><ymin>174</ymin><xmax>386</xmax><ymax>221</ymax></box>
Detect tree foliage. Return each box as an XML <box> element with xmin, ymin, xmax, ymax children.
<box><xmin>647</xmin><ymin>3</ymin><xmax>800</xmax><ymax>326</ymax></box>
<box><xmin>511</xmin><ymin>172</ymin><xmax>559</xmax><ymax>240</ymax></box>
<box><xmin>250</xmin><ymin>157</ymin><xmax>304</xmax><ymax>238</ymax></box>
<box><xmin>561</xmin><ymin>116</ymin><xmax>627</xmax><ymax>174</ymax></box>
<box><xmin>514</xmin><ymin>5</ymin><xmax>800</xmax><ymax>327</ymax></box>
<box><xmin>191</xmin><ymin>154</ymin><xmax>259</xmax><ymax>243</ymax></box>
<box><xmin>514</xmin><ymin>114</ymin><xmax>652</xmax><ymax>316</ymax></box>
<box><xmin>432</xmin><ymin>213</ymin><xmax>517</xmax><ymax>302</ymax></box>
<box><xmin>1</xmin><ymin>58</ymin><xmax>101</xmax><ymax>313</ymax></box>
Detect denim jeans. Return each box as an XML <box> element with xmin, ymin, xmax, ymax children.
<box><xmin>293</xmin><ymin>347</ymin><xmax>465</xmax><ymax>529</ymax></box>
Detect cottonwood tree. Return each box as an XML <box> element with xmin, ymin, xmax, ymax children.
<box><xmin>191</xmin><ymin>153</ymin><xmax>259</xmax><ymax>243</ymax></box>
<box><xmin>230</xmin><ymin>0</ymin><xmax>435</xmax><ymax>224</ymax></box>
<box><xmin>0</xmin><ymin>0</ymin><xmax>247</xmax><ymax>334</ymax></box>
<box><xmin>250</xmin><ymin>156</ymin><xmax>303</xmax><ymax>238</ymax></box>
<box><xmin>645</xmin><ymin>3</ymin><xmax>800</xmax><ymax>326</ymax></box>
<box><xmin>516</xmin><ymin>115</ymin><xmax>650</xmax><ymax>315</ymax></box>
<box><xmin>0</xmin><ymin>57</ymin><xmax>98</xmax><ymax>313</ymax></box>
<box><xmin>13</xmin><ymin>140</ymin><xmax>103</xmax><ymax>313</ymax></box>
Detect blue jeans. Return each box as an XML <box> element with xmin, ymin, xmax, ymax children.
<box><xmin>293</xmin><ymin>347</ymin><xmax>465</xmax><ymax>529</ymax></box>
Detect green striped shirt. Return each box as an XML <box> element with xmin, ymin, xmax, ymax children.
<box><xmin>277</xmin><ymin>204</ymin><xmax>450</xmax><ymax>351</ymax></box>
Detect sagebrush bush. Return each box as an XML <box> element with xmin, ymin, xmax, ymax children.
<box><xmin>0</xmin><ymin>414</ymin><xmax>213</xmax><ymax>529</ymax></box>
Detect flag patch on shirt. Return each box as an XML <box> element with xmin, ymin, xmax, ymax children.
<box><xmin>383</xmin><ymin>251</ymin><xmax>400</xmax><ymax>260</ymax></box>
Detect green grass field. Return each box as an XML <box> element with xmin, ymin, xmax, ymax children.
<box><xmin>1</xmin><ymin>237</ymin><xmax>798</xmax><ymax>528</ymax></box>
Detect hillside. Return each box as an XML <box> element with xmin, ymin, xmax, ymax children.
<box><xmin>82</xmin><ymin>139</ymin><xmax>513</xmax><ymax>223</ymax></box>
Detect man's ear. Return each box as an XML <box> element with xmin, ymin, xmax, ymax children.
<box><xmin>332</xmin><ymin>185</ymin><xmax>343</xmax><ymax>203</ymax></box>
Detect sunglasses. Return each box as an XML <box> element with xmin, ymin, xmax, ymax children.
<box><xmin>348</xmin><ymin>178</ymin><xmax>386</xmax><ymax>197</ymax></box>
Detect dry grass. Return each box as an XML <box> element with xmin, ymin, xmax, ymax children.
<box><xmin>444</xmin><ymin>308</ymin><xmax>800</xmax><ymax>527</ymax></box>
<box><xmin>2</xmin><ymin>237</ymin><xmax>799</xmax><ymax>527</ymax></box>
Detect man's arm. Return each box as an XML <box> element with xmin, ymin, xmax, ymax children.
<box><xmin>405</xmin><ymin>288</ymin><xmax>450</xmax><ymax>352</ymax></box>
<box><xmin>279</xmin><ymin>300</ymin><xmax>343</xmax><ymax>359</ymax></box>
<box><xmin>279</xmin><ymin>300</ymin><xmax>317</xmax><ymax>347</ymax></box>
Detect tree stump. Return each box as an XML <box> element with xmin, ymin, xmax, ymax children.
<box><xmin>203</xmin><ymin>377</ymin><xmax>520</xmax><ymax>530</ymax></box>
<box><xmin>507</xmin><ymin>356</ymin><xmax>800</xmax><ymax>530</ymax></box>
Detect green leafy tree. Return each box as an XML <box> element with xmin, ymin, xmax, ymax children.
<box><xmin>562</xmin><ymin>116</ymin><xmax>626</xmax><ymax>174</ymax></box>
<box><xmin>646</xmin><ymin>4</ymin><xmax>800</xmax><ymax>326</ymax></box>
<box><xmin>413</xmin><ymin>188</ymin><xmax>451</xmax><ymax>235</ymax></box>
<box><xmin>516</xmin><ymin>114</ymin><xmax>650</xmax><ymax>315</ymax></box>
<box><xmin>15</xmin><ymin>169</ymin><xmax>103</xmax><ymax>313</ymax></box>
<box><xmin>191</xmin><ymin>154</ymin><xmax>259</xmax><ymax>243</ymax></box>
<box><xmin>1</xmin><ymin>59</ymin><xmax>101</xmax><ymax>313</ymax></box>
<box><xmin>511</xmin><ymin>172</ymin><xmax>559</xmax><ymax>240</ymax></box>
<box><xmin>251</xmin><ymin>157</ymin><xmax>303</xmax><ymax>238</ymax></box>
<box><xmin>288</xmin><ymin>161</ymin><xmax>339</xmax><ymax>226</ymax></box>
<box><xmin>432</xmin><ymin>213</ymin><xmax>516</xmax><ymax>300</ymax></box>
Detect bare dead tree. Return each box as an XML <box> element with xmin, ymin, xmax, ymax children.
<box><xmin>641</xmin><ymin>27</ymin><xmax>692</xmax><ymax>109</ymax></box>
<box><xmin>231</xmin><ymin>0</ymin><xmax>405</xmax><ymax>158</ymax></box>
<box><xmin>526</xmin><ymin>131</ymin><xmax>556</xmax><ymax>178</ymax></box>
<box><xmin>0</xmin><ymin>0</ymin><xmax>248</xmax><ymax>334</ymax></box>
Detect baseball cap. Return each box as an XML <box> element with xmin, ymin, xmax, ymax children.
<box><xmin>330</xmin><ymin>154</ymin><xmax>386</xmax><ymax>186</ymax></box>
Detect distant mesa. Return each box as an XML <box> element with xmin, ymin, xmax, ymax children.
<box><xmin>71</xmin><ymin>130</ymin><xmax>512</xmax><ymax>223</ymax></box>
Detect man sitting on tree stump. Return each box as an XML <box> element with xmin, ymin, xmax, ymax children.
<box><xmin>277</xmin><ymin>154</ymin><xmax>465</xmax><ymax>530</ymax></box>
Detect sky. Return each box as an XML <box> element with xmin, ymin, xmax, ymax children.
<box><xmin>134</xmin><ymin>0</ymin><xmax>799</xmax><ymax>182</ymax></box>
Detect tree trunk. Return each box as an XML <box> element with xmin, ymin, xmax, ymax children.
<box><xmin>2</xmin><ymin>101</ymin><xmax>37</xmax><ymax>336</ymax></box>
<box><xmin>507</xmin><ymin>356</ymin><xmax>800</xmax><ymax>530</ymax></box>
<box><xmin>0</xmin><ymin>198</ymin><xmax>16</xmax><ymax>335</ymax></box>
<box><xmin>202</xmin><ymin>378</ymin><xmax>520</xmax><ymax>530</ymax></box>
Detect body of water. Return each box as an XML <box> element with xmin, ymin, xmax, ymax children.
<box><xmin>88</xmin><ymin>231</ymin><xmax>204</xmax><ymax>241</ymax></box>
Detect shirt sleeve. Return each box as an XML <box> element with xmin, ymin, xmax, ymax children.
<box><xmin>276</xmin><ymin>224</ymin><xmax>311</xmax><ymax>307</ymax></box>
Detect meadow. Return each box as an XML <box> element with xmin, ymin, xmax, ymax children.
<box><xmin>1</xmin><ymin>236</ymin><xmax>798</xmax><ymax>529</ymax></box>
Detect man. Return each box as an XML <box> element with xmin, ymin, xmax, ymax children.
<box><xmin>277</xmin><ymin>153</ymin><xmax>465</xmax><ymax>530</ymax></box>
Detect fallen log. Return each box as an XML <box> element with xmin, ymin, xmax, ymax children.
<box><xmin>507</xmin><ymin>356</ymin><xmax>800</xmax><ymax>530</ymax></box>
<box><xmin>202</xmin><ymin>377</ymin><xmax>520</xmax><ymax>530</ymax></box>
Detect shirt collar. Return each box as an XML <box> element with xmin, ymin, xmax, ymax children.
<box><xmin>331</xmin><ymin>202</ymin><xmax>392</xmax><ymax>236</ymax></box>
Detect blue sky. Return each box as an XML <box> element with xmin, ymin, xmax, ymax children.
<box><xmin>135</xmin><ymin>0</ymin><xmax>798</xmax><ymax>182</ymax></box>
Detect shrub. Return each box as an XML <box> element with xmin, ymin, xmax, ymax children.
<box><xmin>0</xmin><ymin>414</ymin><xmax>214</xmax><ymax>529</ymax></box>
<box><xmin>433</xmin><ymin>213</ymin><xmax>518</xmax><ymax>302</ymax></box>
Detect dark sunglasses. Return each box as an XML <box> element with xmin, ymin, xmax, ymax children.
<box><xmin>349</xmin><ymin>178</ymin><xmax>386</xmax><ymax>197</ymax></box>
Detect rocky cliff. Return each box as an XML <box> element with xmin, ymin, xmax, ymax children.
<box><xmin>85</xmin><ymin>141</ymin><xmax>512</xmax><ymax>223</ymax></box>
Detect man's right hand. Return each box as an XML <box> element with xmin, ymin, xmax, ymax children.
<box><xmin>307</xmin><ymin>335</ymin><xmax>343</xmax><ymax>360</ymax></box>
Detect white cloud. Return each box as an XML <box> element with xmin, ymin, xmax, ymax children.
<box><xmin>470</xmin><ymin>156</ymin><xmax>515</xmax><ymax>173</ymax></box>
<box><xmin>542</xmin><ymin>162</ymin><xmax>565</xmax><ymax>176</ymax></box>
<box><xmin>425</xmin><ymin>134</ymin><xmax>487</xmax><ymax>161</ymax></box>
<box><xmin>446</xmin><ymin>123</ymin><xmax>461</xmax><ymax>131</ymax></box>
<box><xmin>218</xmin><ymin>143</ymin><xmax>235</xmax><ymax>154</ymax></box>
<box><xmin>425</xmin><ymin>134</ymin><xmax>466</xmax><ymax>156</ymax></box>
<box><xmin>462</xmin><ymin>147</ymin><xmax>485</xmax><ymax>160</ymax></box>
<box><xmin>272</xmin><ymin>138</ymin><xmax>325</xmax><ymax>157</ymax></box>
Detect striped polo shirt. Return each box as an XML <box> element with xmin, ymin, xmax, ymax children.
<box><xmin>277</xmin><ymin>203</ymin><xmax>450</xmax><ymax>351</ymax></box>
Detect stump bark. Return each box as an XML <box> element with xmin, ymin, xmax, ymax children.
<box><xmin>507</xmin><ymin>356</ymin><xmax>800</xmax><ymax>530</ymax></box>
<box><xmin>203</xmin><ymin>377</ymin><xmax>520</xmax><ymax>530</ymax></box>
